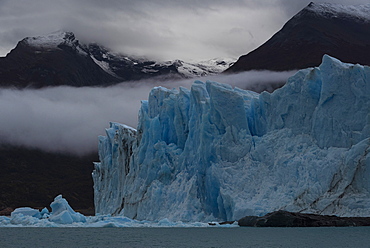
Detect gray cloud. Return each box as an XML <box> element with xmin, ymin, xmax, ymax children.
<box><xmin>0</xmin><ymin>84</ymin><xmax>147</xmax><ymax>155</ymax></box>
<box><xmin>2</xmin><ymin>0</ymin><xmax>367</xmax><ymax>61</ymax></box>
<box><xmin>0</xmin><ymin>71</ymin><xmax>295</xmax><ymax>155</ymax></box>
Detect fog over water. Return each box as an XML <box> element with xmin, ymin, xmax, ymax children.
<box><xmin>0</xmin><ymin>70</ymin><xmax>294</xmax><ymax>154</ymax></box>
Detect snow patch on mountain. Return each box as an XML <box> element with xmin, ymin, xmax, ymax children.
<box><xmin>305</xmin><ymin>2</ymin><xmax>370</xmax><ymax>22</ymax></box>
<box><xmin>90</xmin><ymin>55</ymin><xmax>118</xmax><ymax>77</ymax></box>
<box><xmin>177</xmin><ymin>58</ymin><xmax>235</xmax><ymax>77</ymax></box>
<box><xmin>24</xmin><ymin>31</ymin><xmax>78</xmax><ymax>49</ymax></box>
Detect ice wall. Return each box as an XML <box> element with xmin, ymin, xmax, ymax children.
<box><xmin>93</xmin><ymin>55</ymin><xmax>370</xmax><ymax>221</ymax></box>
<box><xmin>92</xmin><ymin>123</ymin><xmax>137</xmax><ymax>215</ymax></box>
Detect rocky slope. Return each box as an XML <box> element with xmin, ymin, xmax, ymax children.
<box><xmin>227</xmin><ymin>2</ymin><xmax>370</xmax><ymax>72</ymax></box>
<box><xmin>238</xmin><ymin>211</ymin><xmax>370</xmax><ymax>227</ymax></box>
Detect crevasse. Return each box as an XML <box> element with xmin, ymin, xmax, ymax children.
<box><xmin>93</xmin><ymin>55</ymin><xmax>370</xmax><ymax>221</ymax></box>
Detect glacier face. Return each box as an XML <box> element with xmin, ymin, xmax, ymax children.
<box><xmin>93</xmin><ymin>55</ymin><xmax>370</xmax><ymax>221</ymax></box>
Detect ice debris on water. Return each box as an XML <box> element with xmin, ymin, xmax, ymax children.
<box><xmin>1</xmin><ymin>195</ymin><xmax>225</xmax><ymax>227</ymax></box>
<box><xmin>7</xmin><ymin>195</ymin><xmax>85</xmax><ymax>226</ymax></box>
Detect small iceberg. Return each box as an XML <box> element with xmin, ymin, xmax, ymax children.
<box><xmin>8</xmin><ymin>195</ymin><xmax>86</xmax><ymax>226</ymax></box>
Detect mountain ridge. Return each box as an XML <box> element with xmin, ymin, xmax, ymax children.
<box><xmin>0</xmin><ymin>31</ymin><xmax>234</xmax><ymax>88</ymax></box>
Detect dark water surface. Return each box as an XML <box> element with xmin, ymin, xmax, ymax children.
<box><xmin>1</xmin><ymin>227</ymin><xmax>370</xmax><ymax>248</ymax></box>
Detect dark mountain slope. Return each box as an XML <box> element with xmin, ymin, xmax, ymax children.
<box><xmin>227</xmin><ymin>2</ymin><xmax>370</xmax><ymax>72</ymax></box>
<box><xmin>0</xmin><ymin>145</ymin><xmax>97</xmax><ymax>214</ymax></box>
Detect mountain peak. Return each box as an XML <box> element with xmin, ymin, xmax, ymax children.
<box><xmin>22</xmin><ymin>31</ymin><xmax>78</xmax><ymax>49</ymax></box>
<box><xmin>226</xmin><ymin>2</ymin><xmax>370</xmax><ymax>73</ymax></box>
<box><xmin>301</xmin><ymin>2</ymin><xmax>370</xmax><ymax>22</ymax></box>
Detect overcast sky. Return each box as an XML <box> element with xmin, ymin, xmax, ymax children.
<box><xmin>0</xmin><ymin>0</ymin><xmax>369</xmax><ymax>61</ymax></box>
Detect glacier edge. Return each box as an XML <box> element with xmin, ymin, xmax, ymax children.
<box><xmin>93</xmin><ymin>55</ymin><xmax>370</xmax><ymax>221</ymax></box>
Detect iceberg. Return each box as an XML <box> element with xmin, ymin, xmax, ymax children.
<box><xmin>48</xmin><ymin>195</ymin><xmax>86</xmax><ymax>224</ymax></box>
<box><xmin>11</xmin><ymin>207</ymin><xmax>43</xmax><ymax>219</ymax></box>
<box><xmin>93</xmin><ymin>55</ymin><xmax>370</xmax><ymax>222</ymax></box>
<box><xmin>9</xmin><ymin>195</ymin><xmax>86</xmax><ymax>225</ymax></box>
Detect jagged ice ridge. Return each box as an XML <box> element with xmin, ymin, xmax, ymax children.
<box><xmin>93</xmin><ymin>55</ymin><xmax>370</xmax><ymax>222</ymax></box>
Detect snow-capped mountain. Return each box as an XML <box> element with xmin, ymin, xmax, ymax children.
<box><xmin>0</xmin><ymin>31</ymin><xmax>234</xmax><ymax>88</ymax></box>
<box><xmin>93</xmin><ymin>55</ymin><xmax>370</xmax><ymax>221</ymax></box>
<box><xmin>227</xmin><ymin>2</ymin><xmax>370</xmax><ymax>72</ymax></box>
<box><xmin>176</xmin><ymin>58</ymin><xmax>235</xmax><ymax>77</ymax></box>
<box><xmin>88</xmin><ymin>43</ymin><xmax>234</xmax><ymax>80</ymax></box>
<box><xmin>0</xmin><ymin>31</ymin><xmax>118</xmax><ymax>88</ymax></box>
<box><xmin>24</xmin><ymin>31</ymin><xmax>79</xmax><ymax>49</ymax></box>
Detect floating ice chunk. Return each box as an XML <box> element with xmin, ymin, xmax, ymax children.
<box><xmin>0</xmin><ymin>216</ymin><xmax>10</xmax><ymax>225</ymax></box>
<box><xmin>48</xmin><ymin>195</ymin><xmax>86</xmax><ymax>224</ymax></box>
<box><xmin>10</xmin><ymin>214</ymin><xmax>43</xmax><ymax>226</ymax></box>
<box><xmin>11</xmin><ymin>207</ymin><xmax>41</xmax><ymax>219</ymax></box>
<box><xmin>6</xmin><ymin>196</ymin><xmax>85</xmax><ymax>225</ymax></box>
<box><xmin>1</xmin><ymin>210</ymin><xmax>217</xmax><ymax>227</ymax></box>
<box><xmin>40</xmin><ymin>207</ymin><xmax>50</xmax><ymax>218</ymax></box>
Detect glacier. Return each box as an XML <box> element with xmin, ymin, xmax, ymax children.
<box><xmin>93</xmin><ymin>55</ymin><xmax>370</xmax><ymax>222</ymax></box>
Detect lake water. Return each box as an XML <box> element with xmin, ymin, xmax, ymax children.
<box><xmin>1</xmin><ymin>227</ymin><xmax>370</xmax><ymax>248</ymax></box>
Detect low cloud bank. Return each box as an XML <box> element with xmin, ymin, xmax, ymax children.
<box><xmin>0</xmin><ymin>70</ymin><xmax>295</xmax><ymax>155</ymax></box>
